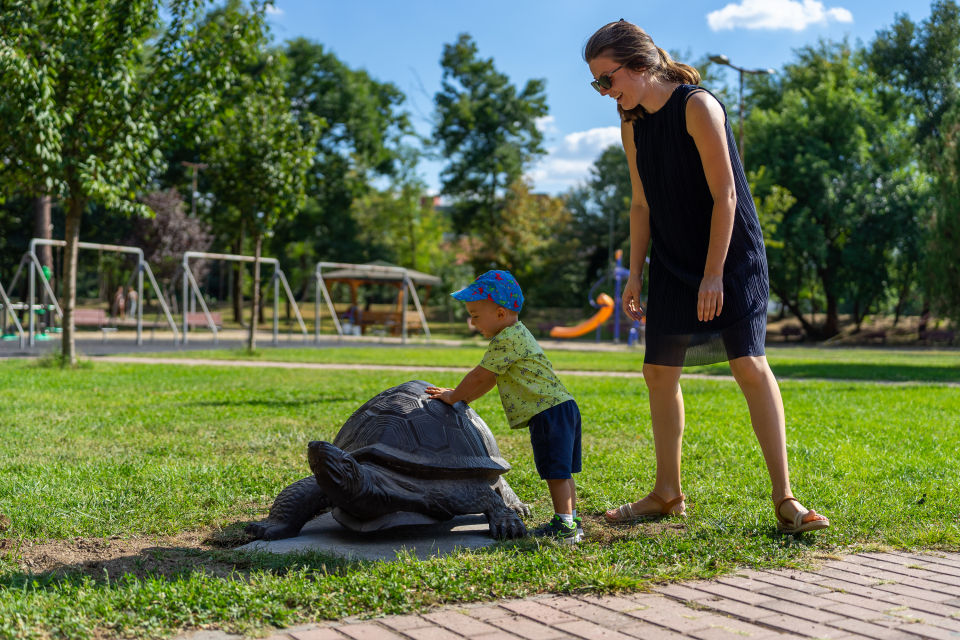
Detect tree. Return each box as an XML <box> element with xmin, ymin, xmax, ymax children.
<box><xmin>206</xmin><ymin>63</ymin><xmax>317</xmax><ymax>351</ymax></box>
<box><xmin>433</xmin><ymin>34</ymin><xmax>548</xmax><ymax>236</ymax></box>
<box><xmin>869</xmin><ymin>0</ymin><xmax>960</xmax><ymax>325</ymax></box>
<box><xmin>268</xmin><ymin>37</ymin><xmax>410</xmax><ymax>278</ymax></box>
<box><xmin>748</xmin><ymin>40</ymin><xmax>926</xmax><ymax>338</ymax></box>
<box><xmin>0</xmin><ymin>0</ymin><xmax>263</xmax><ymax>364</ymax></box>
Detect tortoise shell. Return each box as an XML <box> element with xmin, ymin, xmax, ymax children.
<box><xmin>332</xmin><ymin>380</ymin><xmax>511</xmax><ymax>480</ymax></box>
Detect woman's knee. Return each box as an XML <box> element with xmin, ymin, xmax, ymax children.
<box><xmin>643</xmin><ymin>363</ymin><xmax>681</xmax><ymax>392</ymax></box>
<box><xmin>729</xmin><ymin>356</ymin><xmax>770</xmax><ymax>387</ymax></box>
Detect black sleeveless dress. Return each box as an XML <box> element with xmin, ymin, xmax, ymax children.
<box><xmin>634</xmin><ymin>85</ymin><xmax>769</xmax><ymax>367</ymax></box>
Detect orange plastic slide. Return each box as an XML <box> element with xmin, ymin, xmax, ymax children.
<box><xmin>550</xmin><ymin>293</ymin><xmax>615</xmax><ymax>339</ymax></box>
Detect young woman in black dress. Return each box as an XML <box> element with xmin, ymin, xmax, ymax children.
<box><xmin>585</xmin><ymin>20</ymin><xmax>828</xmax><ymax>534</ymax></box>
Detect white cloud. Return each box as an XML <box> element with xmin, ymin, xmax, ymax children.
<box><xmin>535</xmin><ymin>115</ymin><xmax>558</xmax><ymax>134</ymax></box>
<box><xmin>528</xmin><ymin>126</ymin><xmax>622</xmax><ymax>194</ymax></box>
<box><xmin>707</xmin><ymin>0</ymin><xmax>852</xmax><ymax>31</ymax></box>
<box><xmin>265</xmin><ymin>3</ymin><xmax>284</xmax><ymax>15</ymax></box>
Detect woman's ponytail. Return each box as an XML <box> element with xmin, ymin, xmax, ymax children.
<box><xmin>655</xmin><ymin>47</ymin><xmax>701</xmax><ymax>85</ymax></box>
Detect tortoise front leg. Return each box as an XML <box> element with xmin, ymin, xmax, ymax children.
<box><xmin>246</xmin><ymin>476</ymin><xmax>332</xmax><ymax>540</ymax></box>
<box><xmin>491</xmin><ymin>476</ymin><xmax>530</xmax><ymax>518</ymax></box>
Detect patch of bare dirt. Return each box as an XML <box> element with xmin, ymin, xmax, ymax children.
<box><xmin>581</xmin><ymin>513</ymin><xmax>686</xmax><ymax>544</ymax></box>
<box><xmin>0</xmin><ymin>522</ymin><xmax>253</xmax><ymax>580</ymax></box>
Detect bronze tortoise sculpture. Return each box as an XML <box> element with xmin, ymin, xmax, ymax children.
<box><xmin>246</xmin><ymin>381</ymin><xmax>529</xmax><ymax>541</ymax></box>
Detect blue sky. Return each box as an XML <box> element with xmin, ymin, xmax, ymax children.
<box><xmin>264</xmin><ymin>0</ymin><xmax>933</xmax><ymax>195</ymax></box>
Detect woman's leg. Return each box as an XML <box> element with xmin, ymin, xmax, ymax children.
<box><xmin>727</xmin><ymin>355</ymin><xmax>826</xmax><ymax>524</ymax></box>
<box><xmin>606</xmin><ymin>363</ymin><xmax>686</xmax><ymax>517</ymax></box>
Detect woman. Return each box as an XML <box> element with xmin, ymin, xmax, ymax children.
<box><xmin>585</xmin><ymin>20</ymin><xmax>828</xmax><ymax>534</ymax></box>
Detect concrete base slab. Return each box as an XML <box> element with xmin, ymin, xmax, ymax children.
<box><xmin>237</xmin><ymin>512</ymin><xmax>495</xmax><ymax>561</ymax></box>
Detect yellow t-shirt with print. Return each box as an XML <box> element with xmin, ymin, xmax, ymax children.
<box><xmin>478</xmin><ymin>321</ymin><xmax>575</xmax><ymax>429</ymax></box>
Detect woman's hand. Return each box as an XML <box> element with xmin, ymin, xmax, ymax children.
<box><xmin>622</xmin><ymin>275</ymin><xmax>645</xmax><ymax>322</ymax></box>
<box><xmin>698</xmin><ymin>274</ymin><xmax>723</xmax><ymax>321</ymax></box>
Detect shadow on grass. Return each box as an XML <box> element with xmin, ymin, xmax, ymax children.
<box><xmin>688</xmin><ymin>362</ymin><xmax>960</xmax><ymax>383</ymax></box>
<box><xmin>187</xmin><ymin>397</ymin><xmax>352</xmax><ymax>408</ymax></box>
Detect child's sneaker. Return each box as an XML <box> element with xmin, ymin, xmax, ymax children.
<box><xmin>573</xmin><ymin>515</ymin><xmax>584</xmax><ymax>540</ymax></box>
<box><xmin>532</xmin><ymin>515</ymin><xmax>579</xmax><ymax>544</ymax></box>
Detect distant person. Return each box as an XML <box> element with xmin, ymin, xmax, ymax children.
<box><xmin>113</xmin><ymin>286</ymin><xmax>125</xmax><ymax>320</ymax></box>
<box><xmin>127</xmin><ymin>286</ymin><xmax>138</xmax><ymax>319</ymax></box>
<box><xmin>427</xmin><ymin>271</ymin><xmax>584</xmax><ymax>544</ymax></box>
<box><xmin>585</xmin><ymin>20</ymin><xmax>828</xmax><ymax>534</ymax></box>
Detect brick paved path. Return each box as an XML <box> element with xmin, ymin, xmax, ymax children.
<box><xmin>182</xmin><ymin>551</ymin><xmax>960</xmax><ymax>640</ymax></box>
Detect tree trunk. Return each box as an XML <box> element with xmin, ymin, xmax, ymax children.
<box><xmin>34</xmin><ymin>195</ymin><xmax>53</xmax><ymax>269</ymax></box>
<box><xmin>62</xmin><ymin>197</ymin><xmax>84</xmax><ymax>366</ymax></box>
<box><xmin>233</xmin><ymin>221</ymin><xmax>246</xmax><ymax>326</ymax></box>
<box><xmin>248</xmin><ymin>233</ymin><xmax>262</xmax><ymax>352</ymax></box>
<box><xmin>823</xmin><ymin>293</ymin><xmax>839</xmax><ymax>338</ymax></box>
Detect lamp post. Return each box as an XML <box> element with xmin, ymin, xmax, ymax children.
<box><xmin>707</xmin><ymin>54</ymin><xmax>774</xmax><ymax>166</ymax></box>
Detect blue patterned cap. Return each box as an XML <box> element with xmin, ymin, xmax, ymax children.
<box><xmin>451</xmin><ymin>270</ymin><xmax>524</xmax><ymax>312</ymax></box>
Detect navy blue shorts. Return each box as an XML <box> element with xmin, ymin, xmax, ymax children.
<box><xmin>527</xmin><ymin>400</ymin><xmax>582</xmax><ymax>480</ymax></box>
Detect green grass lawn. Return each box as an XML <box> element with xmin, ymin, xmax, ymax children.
<box><xmin>1</xmin><ymin>359</ymin><xmax>958</xmax><ymax>639</ymax></box>
<box><xmin>136</xmin><ymin>342</ymin><xmax>960</xmax><ymax>383</ymax></box>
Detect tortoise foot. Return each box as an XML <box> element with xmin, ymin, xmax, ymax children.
<box><xmin>245</xmin><ymin>519</ymin><xmax>305</xmax><ymax>541</ymax></box>
<box><xmin>488</xmin><ymin>511</ymin><xmax>527</xmax><ymax>540</ymax></box>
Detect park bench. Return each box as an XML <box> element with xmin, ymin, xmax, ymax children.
<box><xmin>185</xmin><ymin>312</ymin><xmax>223</xmax><ymax>330</ymax></box>
<box><xmin>73</xmin><ymin>309</ymin><xmax>117</xmax><ymax>343</ymax></box>
<box><xmin>781</xmin><ymin>326</ymin><xmax>804</xmax><ymax>342</ymax></box>
<box><xmin>353</xmin><ymin>310</ymin><xmax>421</xmax><ymax>336</ymax></box>
<box><xmin>920</xmin><ymin>328</ymin><xmax>956</xmax><ymax>344</ymax></box>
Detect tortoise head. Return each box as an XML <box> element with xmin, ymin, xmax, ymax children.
<box><xmin>308</xmin><ymin>441</ymin><xmax>364</xmax><ymax>499</ymax></box>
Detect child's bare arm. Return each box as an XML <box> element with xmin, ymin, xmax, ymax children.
<box><xmin>426</xmin><ymin>366</ymin><xmax>496</xmax><ymax>405</ymax></box>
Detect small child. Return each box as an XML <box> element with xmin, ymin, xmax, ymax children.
<box><xmin>427</xmin><ymin>271</ymin><xmax>583</xmax><ymax>544</ymax></box>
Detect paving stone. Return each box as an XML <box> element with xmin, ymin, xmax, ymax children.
<box><xmin>877</xmin><ymin>594</ymin><xmax>960</xmax><ymax>618</ymax></box>
<box><xmin>471</xmin><ymin>634</ymin><xmax>526</xmax><ymax>640</ymax></box>
<box><xmin>817</xmin><ymin>581</ymin><xmax>896</xmax><ymax>599</ymax></box>
<box><xmin>767</xmin><ymin>570</ymin><xmax>824</xmax><ymax>584</ymax></box>
<box><xmin>695</xmin><ymin>583</ymin><xmax>777</xmax><ymax>606</ymax></box>
<box><xmin>892</xmin><ymin>612</ymin><xmax>960</xmax><ymax>633</ymax></box>
<box><xmin>840</xmin><ymin>556</ymin><xmax>881</xmax><ymax>566</ymax></box>
<box><xmin>754</xmin><ymin>614</ymin><xmax>849</xmax><ymax>638</ymax></box>
<box><xmin>875</xmin><ymin>584</ymin><xmax>958</xmax><ymax>604</ymax></box>
<box><xmin>824</xmin><ymin>618</ymin><xmax>918</xmax><ymax>640</ymax></box>
<box><xmin>715</xmin><ymin>576</ymin><xmax>772</xmax><ymax>592</ymax></box>
<box><xmin>825</xmin><ymin>562</ymin><xmax>886</xmax><ymax>578</ymax></box>
<box><xmin>694</xmin><ymin>598</ymin><xmax>780</xmax><ymax>622</ymax></box>
<box><xmin>501</xmin><ymin>601</ymin><xmax>579</xmax><ymax>625</ymax></box>
<box><xmin>577</xmin><ymin>595</ymin><xmax>650</xmax><ymax>614</ymax></box>
<box><xmin>424</xmin><ymin>612</ymin><xmax>499</xmax><ymax>637</ymax></box>
<box><xmin>861</xmin><ymin>561</ymin><xmax>960</xmax><ymax>588</ymax></box>
<box><xmin>540</xmin><ymin>600</ymin><xmax>637</xmax><ymax>629</ymax></box>
<box><xmin>753</xmin><ymin>573</ymin><xmax>833</xmax><ymax>595</ymax></box>
<box><xmin>469</xmin><ymin>608</ymin><xmax>514</xmax><ymax>622</ymax></box>
<box><xmin>888</xmin><ymin>623</ymin><xmax>960</xmax><ymax>640</ymax></box>
<box><xmin>757</xmin><ymin>600</ymin><xmax>844</xmax><ymax>623</ymax></box>
<box><xmin>693</xmin><ymin>615</ymin><xmax>784</xmax><ymax>638</ymax></box>
<box><xmin>821</xmin><ymin>603</ymin><xmax>904</xmax><ymax>626</ymax></box>
<box><xmin>337</xmin><ymin>624</ymin><xmax>405</xmax><ymax>640</ymax></box>
<box><xmin>380</xmin><ymin>617</ymin><xmax>435</xmax><ymax>631</ymax></box>
<box><xmin>618</xmin><ymin>622</ymin><xmax>689</xmax><ymax>640</ymax></box>
<box><xmin>822</xmin><ymin>591</ymin><xmax>899</xmax><ymax>612</ymax></box>
<box><xmin>553</xmin><ymin>619</ymin><xmax>636</xmax><ymax>640</ymax></box>
<box><xmin>654</xmin><ymin>584</ymin><xmax>711</xmax><ymax>601</ymax></box>
<box><xmin>901</xmin><ymin>556</ymin><xmax>960</xmax><ymax>571</ymax></box>
<box><xmin>399</xmin><ymin>628</ymin><xmax>461</xmax><ymax>640</ymax></box>
<box><xmin>624</xmin><ymin>606</ymin><xmax>715</xmax><ymax>634</ymax></box>
<box><xmin>265</xmin><ymin>635</ymin><xmax>294</xmax><ymax>640</ymax></box>
<box><xmin>896</xmin><ymin>578</ymin><xmax>960</xmax><ymax>598</ymax></box>
<box><xmin>487</xmin><ymin>616</ymin><xmax>569</xmax><ymax>640</ymax></box>
<box><xmin>290</xmin><ymin>630</ymin><xmax>348</xmax><ymax>640</ymax></box>
<box><xmin>756</xmin><ymin>587</ymin><xmax>837</xmax><ymax>609</ymax></box>
<box><xmin>814</xmin><ymin>569</ymin><xmax>885</xmax><ymax>587</ymax></box>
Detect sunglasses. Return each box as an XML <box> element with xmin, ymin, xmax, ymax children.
<box><xmin>591</xmin><ymin>63</ymin><xmax>625</xmax><ymax>93</ymax></box>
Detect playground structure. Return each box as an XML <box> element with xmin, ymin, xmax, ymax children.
<box><xmin>182</xmin><ymin>251</ymin><xmax>308</xmax><ymax>346</ymax></box>
<box><xmin>315</xmin><ymin>262</ymin><xmax>433</xmax><ymax>345</ymax></box>
<box><xmin>550</xmin><ymin>250</ymin><xmax>645</xmax><ymax>346</ymax></box>
<box><xmin>4</xmin><ymin>239</ymin><xmax>178</xmax><ymax>347</ymax></box>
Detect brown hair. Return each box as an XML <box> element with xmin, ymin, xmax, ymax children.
<box><xmin>583</xmin><ymin>19</ymin><xmax>700</xmax><ymax>121</ymax></box>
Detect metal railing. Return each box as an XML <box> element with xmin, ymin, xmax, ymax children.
<box><xmin>182</xmin><ymin>251</ymin><xmax>307</xmax><ymax>346</ymax></box>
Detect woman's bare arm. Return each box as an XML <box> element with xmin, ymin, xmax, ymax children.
<box><xmin>621</xmin><ymin>119</ymin><xmax>650</xmax><ymax>322</ymax></box>
<box><xmin>686</xmin><ymin>92</ymin><xmax>737</xmax><ymax>322</ymax></box>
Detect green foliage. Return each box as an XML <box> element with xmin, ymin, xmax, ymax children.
<box><xmin>434</xmin><ymin>34</ymin><xmax>548</xmax><ymax>234</ymax></box>
<box><xmin>0</xmin><ymin>359</ymin><xmax>958</xmax><ymax>637</ymax></box>
<box><xmin>748</xmin><ymin>40</ymin><xmax>930</xmax><ymax>338</ymax></box>
<box><xmin>747</xmin><ymin>167</ymin><xmax>793</xmax><ymax>250</ymax></box>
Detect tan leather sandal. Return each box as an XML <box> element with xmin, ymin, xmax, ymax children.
<box><xmin>776</xmin><ymin>496</ymin><xmax>830</xmax><ymax>534</ymax></box>
<box><xmin>605</xmin><ymin>492</ymin><xmax>686</xmax><ymax>523</ymax></box>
